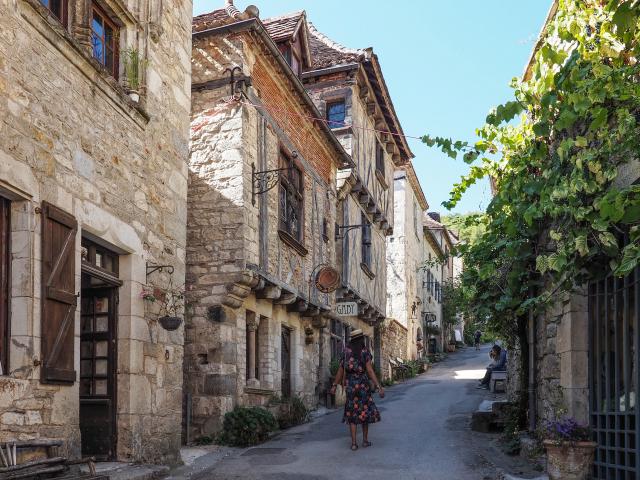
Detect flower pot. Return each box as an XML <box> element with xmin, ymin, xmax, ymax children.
<box><xmin>544</xmin><ymin>440</ymin><xmax>596</xmax><ymax>480</ymax></box>
<box><xmin>158</xmin><ymin>315</ymin><xmax>182</xmax><ymax>331</ymax></box>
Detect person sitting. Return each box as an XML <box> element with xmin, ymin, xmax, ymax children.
<box><xmin>477</xmin><ymin>345</ymin><xmax>507</xmax><ymax>389</ymax></box>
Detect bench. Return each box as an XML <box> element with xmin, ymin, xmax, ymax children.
<box><xmin>389</xmin><ymin>358</ymin><xmax>408</xmax><ymax>382</ymax></box>
<box><xmin>490</xmin><ymin>370</ymin><xmax>507</xmax><ymax>393</ymax></box>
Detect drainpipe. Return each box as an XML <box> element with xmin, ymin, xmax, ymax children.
<box><xmin>528</xmin><ymin>288</ymin><xmax>537</xmax><ymax>432</ymax></box>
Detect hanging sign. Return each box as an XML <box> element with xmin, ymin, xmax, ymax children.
<box><xmin>336</xmin><ymin>302</ymin><xmax>358</xmax><ymax>317</ymax></box>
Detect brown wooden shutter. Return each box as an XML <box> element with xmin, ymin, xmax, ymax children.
<box><xmin>41</xmin><ymin>202</ymin><xmax>78</xmax><ymax>384</ymax></box>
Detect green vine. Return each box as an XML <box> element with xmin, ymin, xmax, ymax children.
<box><xmin>423</xmin><ymin>0</ymin><xmax>640</xmax><ymax>339</ymax></box>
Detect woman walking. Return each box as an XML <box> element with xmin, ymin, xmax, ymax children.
<box><xmin>330</xmin><ymin>329</ymin><xmax>384</xmax><ymax>451</ymax></box>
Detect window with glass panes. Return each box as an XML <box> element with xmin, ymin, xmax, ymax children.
<box><xmin>91</xmin><ymin>5</ymin><xmax>119</xmax><ymax>78</ymax></box>
<box><xmin>279</xmin><ymin>152</ymin><xmax>304</xmax><ymax>242</ymax></box>
<box><xmin>326</xmin><ymin>101</ymin><xmax>346</xmax><ymax>128</ymax></box>
<box><xmin>361</xmin><ymin>214</ymin><xmax>372</xmax><ymax>270</ymax></box>
<box><xmin>40</xmin><ymin>0</ymin><xmax>68</xmax><ymax>26</ymax></box>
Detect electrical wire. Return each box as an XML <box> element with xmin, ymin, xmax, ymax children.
<box><xmin>222</xmin><ymin>96</ymin><xmax>426</xmax><ymax>143</ymax></box>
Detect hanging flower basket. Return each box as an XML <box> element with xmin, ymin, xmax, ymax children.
<box><xmin>158</xmin><ymin>315</ymin><xmax>183</xmax><ymax>331</ymax></box>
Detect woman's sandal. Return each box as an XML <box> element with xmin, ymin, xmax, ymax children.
<box><xmin>351</xmin><ymin>444</ymin><xmax>358</xmax><ymax>451</ymax></box>
<box><xmin>362</xmin><ymin>441</ymin><xmax>372</xmax><ymax>448</ymax></box>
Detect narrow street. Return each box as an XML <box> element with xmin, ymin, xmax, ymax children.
<box><xmin>184</xmin><ymin>347</ymin><xmax>498</xmax><ymax>480</ymax></box>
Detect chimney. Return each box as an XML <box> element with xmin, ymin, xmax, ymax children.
<box><xmin>225</xmin><ymin>0</ymin><xmax>241</xmax><ymax>18</ymax></box>
<box><xmin>428</xmin><ymin>212</ymin><xmax>441</xmax><ymax>223</ymax></box>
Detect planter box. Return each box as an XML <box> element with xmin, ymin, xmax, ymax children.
<box><xmin>544</xmin><ymin>440</ymin><xmax>596</xmax><ymax>480</ymax></box>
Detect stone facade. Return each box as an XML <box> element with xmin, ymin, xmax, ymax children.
<box><xmin>386</xmin><ymin>168</ymin><xmax>429</xmax><ymax>361</ymax></box>
<box><xmin>0</xmin><ymin>0</ymin><xmax>192</xmax><ymax>464</ymax></box>
<box><xmin>187</xmin><ymin>9</ymin><xmax>348</xmax><ymax>439</ymax></box>
<box><xmin>379</xmin><ymin>319</ymin><xmax>408</xmax><ymax>380</ymax></box>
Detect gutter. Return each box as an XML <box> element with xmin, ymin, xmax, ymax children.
<box><xmin>301</xmin><ymin>63</ymin><xmax>360</xmax><ymax>80</ymax></box>
<box><xmin>193</xmin><ymin>19</ymin><xmax>355</xmax><ymax>170</ymax></box>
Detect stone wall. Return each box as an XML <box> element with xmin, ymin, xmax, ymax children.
<box><xmin>0</xmin><ymin>0</ymin><xmax>192</xmax><ymax>464</ymax></box>
<box><xmin>187</xmin><ymin>27</ymin><xmax>341</xmax><ymax>439</ymax></box>
<box><xmin>380</xmin><ymin>320</ymin><xmax>408</xmax><ymax>380</ymax></box>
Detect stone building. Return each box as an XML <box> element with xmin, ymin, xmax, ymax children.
<box><xmin>421</xmin><ymin>214</ymin><xmax>446</xmax><ymax>353</ymax></box>
<box><xmin>187</xmin><ymin>4</ymin><xmax>352</xmax><ymax>439</ymax></box>
<box><xmin>386</xmin><ymin>166</ymin><xmax>429</xmax><ymax>366</ymax></box>
<box><xmin>302</xmin><ymin>19</ymin><xmax>413</xmax><ymax>374</ymax></box>
<box><xmin>0</xmin><ymin>0</ymin><xmax>192</xmax><ymax>464</ymax></box>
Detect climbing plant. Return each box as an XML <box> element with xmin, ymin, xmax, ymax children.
<box><xmin>423</xmin><ymin>0</ymin><xmax>640</xmax><ymax>340</ymax></box>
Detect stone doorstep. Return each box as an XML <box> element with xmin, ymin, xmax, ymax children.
<box><xmin>79</xmin><ymin>462</ymin><xmax>170</xmax><ymax>480</ymax></box>
<box><xmin>500</xmin><ymin>474</ymin><xmax>549</xmax><ymax>480</ymax></box>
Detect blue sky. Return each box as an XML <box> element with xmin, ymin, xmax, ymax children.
<box><xmin>193</xmin><ymin>1</ymin><xmax>551</xmax><ymax>214</ymax></box>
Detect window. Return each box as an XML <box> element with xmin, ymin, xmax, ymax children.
<box><xmin>279</xmin><ymin>151</ymin><xmax>304</xmax><ymax>243</ymax></box>
<box><xmin>376</xmin><ymin>142</ymin><xmax>385</xmax><ymax>175</ymax></box>
<box><xmin>279</xmin><ymin>44</ymin><xmax>301</xmax><ymax>75</ymax></box>
<box><xmin>361</xmin><ymin>213</ymin><xmax>372</xmax><ymax>271</ymax></box>
<box><xmin>82</xmin><ymin>239</ymin><xmax>119</xmax><ymax>276</ymax></box>
<box><xmin>0</xmin><ymin>197</ymin><xmax>10</xmax><ymax>375</ymax></box>
<box><xmin>326</xmin><ymin>101</ymin><xmax>346</xmax><ymax>128</ymax></box>
<box><xmin>91</xmin><ymin>4</ymin><xmax>119</xmax><ymax>78</ymax></box>
<box><xmin>330</xmin><ymin>319</ymin><xmax>346</xmax><ymax>360</ymax></box>
<box><xmin>40</xmin><ymin>0</ymin><xmax>68</xmax><ymax>26</ymax></box>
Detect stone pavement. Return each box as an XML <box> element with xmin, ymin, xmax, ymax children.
<box><xmin>167</xmin><ymin>346</ymin><xmax>527</xmax><ymax>480</ymax></box>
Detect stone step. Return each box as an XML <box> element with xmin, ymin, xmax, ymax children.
<box><xmin>79</xmin><ymin>462</ymin><xmax>169</xmax><ymax>480</ymax></box>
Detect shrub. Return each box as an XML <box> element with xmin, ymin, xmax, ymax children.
<box><xmin>277</xmin><ymin>395</ymin><xmax>309</xmax><ymax>429</ymax></box>
<box><xmin>329</xmin><ymin>358</ymin><xmax>340</xmax><ymax>376</ymax></box>
<box><xmin>217</xmin><ymin>406</ymin><xmax>278</xmax><ymax>447</ymax></box>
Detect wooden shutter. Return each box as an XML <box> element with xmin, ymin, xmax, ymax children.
<box><xmin>41</xmin><ymin>202</ymin><xmax>78</xmax><ymax>384</ymax></box>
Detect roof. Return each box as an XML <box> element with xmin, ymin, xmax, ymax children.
<box><xmin>262</xmin><ymin>11</ymin><xmax>305</xmax><ymax>42</ymax></box>
<box><xmin>307</xmin><ymin>23</ymin><xmax>366</xmax><ymax>69</ymax></box>
<box><xmin>193</xmin><ymin>8</ymin><xmax>235</xmax><ymax>32</ymax></box>
<box><xmin>305</xmin><ymin>24</ymin><xmax>414</xmax><ymax>163</ymax></box>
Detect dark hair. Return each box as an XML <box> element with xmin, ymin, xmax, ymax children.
<box><xmin>492</xmin><ymin>345</ymin><xmax>502</xmax><ymax>354</ymax></box>
<box><xmin>349</xmin><ymin>335</ymin><xmax>365</xmax><ymax>360</ymax></box>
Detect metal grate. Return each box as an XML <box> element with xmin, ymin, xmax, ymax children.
<box><xmin>589</xmin><ymin>267</ymin><xmax>640</xmax><ymax>480</ymax></box>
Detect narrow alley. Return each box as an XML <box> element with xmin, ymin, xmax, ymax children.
<box><xmin>173</xmin><ymin>347</ymin><xmax>503</xmax><ymax>480</ymax></box>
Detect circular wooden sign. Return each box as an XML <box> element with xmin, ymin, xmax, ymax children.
<box><xmin>314</xmin><ymin>266</ymin><xmax>340</xmax><ymax>293</ymax></box>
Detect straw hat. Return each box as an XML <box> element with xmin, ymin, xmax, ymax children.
<box><xmin>350</xmin><ymin>329</ymin><xmax>364</xmax><ymax>340</ymax></box>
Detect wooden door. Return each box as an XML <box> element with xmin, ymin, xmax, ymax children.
<box><xmin>281</xmin><ymin>327</ymin><xmax>291</xmax><ymax>398</ymax></box>
<box><xmin>80</xmin><ymin>288</ymin><xmax>117</xmax><ymax>460</ymax></box>
<box><xmin>0</xmin><ymin>197</ymin><xmax>9</xmax><ymax>375</ymax></box>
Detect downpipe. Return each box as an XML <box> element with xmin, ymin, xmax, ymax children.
<box><xmin>528</xmin><ymin>292</ymin><xmax>537</xmax><ymax>432</ymax></box>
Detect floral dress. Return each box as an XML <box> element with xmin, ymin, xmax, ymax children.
<box><xmin>341</xmin><ymin>347</ymin><xmax>381</xmax><ymax>425</ymax></box>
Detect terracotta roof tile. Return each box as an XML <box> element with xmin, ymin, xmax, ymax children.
<box><xmin>262</xmin><ymin>11</ymin><xmax>305</xmax><ymax>42</ymax></box>
<box><xmin>307</xmin><ymin>23</ymin><xmax>366</xmax><ymax>69</ymax></box>
<box><xmin>192</xmin><ymin>8</ymin><xmax>232</xmax><ymax>33</ymax></box>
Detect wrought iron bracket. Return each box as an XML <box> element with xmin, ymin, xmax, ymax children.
<box><xmin>146</xmin><ymin>263</ymin><xmax>175</xmax><ymax>280</ymax></box>
<box><xmin>251</xmin><ymin>163</ymin><xmax>291</xmax><ymax>205</ymax></box>
<box><xmin>335</xmin><ymin>224</ymin><xmax>364</xmax><ymax>240</ymax></box>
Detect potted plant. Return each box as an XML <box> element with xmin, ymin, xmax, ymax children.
<box><xmin>543</xmin><ymin>417</ymin><xmax>596</xmax><ymax>480</ymax></box>
<box><xmin>141</xmin><ymin>282</ymin><xmax>186</xmax><ymax>331</ymax></box>
<box><xmin>122</xmin><ymin>47</ymin><xmax>148</xmax><ymax>103</ymax></box>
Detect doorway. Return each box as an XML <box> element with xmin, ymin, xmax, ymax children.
<box><xmin>281</xmin><ymin>326</ymin><xmax>291</xmax><ymax>398</ymax></box>
<box><xmin>79</xmin><ymin>239</ymin><xmax>121</xmax><ymax>460</ymax></box>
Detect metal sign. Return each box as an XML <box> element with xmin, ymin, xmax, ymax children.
<box><xmin>336</xmin><ymin>302</ymin><xmax>358</xmax><ymax>317</ymax></box>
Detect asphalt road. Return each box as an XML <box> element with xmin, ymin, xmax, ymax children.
<box><xmin>177</xmin><ymin>346</ymin><xmax>498</xmax><ymax>480</ymax></box>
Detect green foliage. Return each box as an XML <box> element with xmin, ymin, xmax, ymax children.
<box><xmin>442</xmin><ymin>212</ymin><xmax>487</xmax><ymax>245</ymax></box>
<box><xmin>217</xmin><ymin>406</ymin><xmax>278</xmax><ymax>447</ymax></box>
<box><xmin>423</xmin><ymin>0</ymin><xmax>640</xmax><ymax>343</ymax></box>
<box><xmin>122</xmin><ymin>47</ymin><xmax>148</xmax><ymax>91</ymax></box>
<box><xmin>329</xmin><ymin>358</ymin><xmax>340</xmax><ymax>377</ymax></box>
<box><xmin>502</xmin><ymin>404</ymin><xmax>524</xmax><ymax>456</ymax></box>
<box><xmin>275</xmin><ymin>396</ymin><xmax>309</xmax><ymax>430</ymax></box>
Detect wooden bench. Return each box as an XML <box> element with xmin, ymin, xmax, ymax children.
<box><xmin>490</xmin><ymin>370</ymin><xmax>507</xmax><ymax>393</ymax></box>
